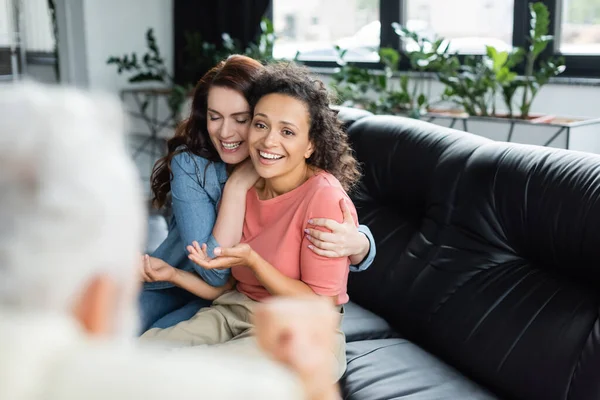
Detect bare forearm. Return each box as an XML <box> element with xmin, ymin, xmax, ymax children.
<box><xmin>348</xmin><ymin>232</ymin><xmax>370</xmax><ymax>265</ymax></box>
<box><xmin>212</xmin><ymin>183</ymin><xmax>247</xmax><ymax>247</ymax></box>
<box><xmin>249</xmin><ymin>252</ymin><xmax>316</xmax><ymax>298</ymax></box>
<box><xmin>171</xmin><ymin>269</ymin><xmax>230</xmax><ymax>300</ymax></box>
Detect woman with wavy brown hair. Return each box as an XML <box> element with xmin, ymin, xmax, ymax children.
<box><xmin>142</xmin><ymin>62</ymin><xmax>363</xmax><ymax>382</ymax></box>
<box><xmin>138</xmin><ymin>55</ymin><xmax>376</xmax><ymax>333</ymax></box>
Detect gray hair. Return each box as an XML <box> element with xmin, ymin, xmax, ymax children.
<box><xmin>0</xmin><ymin>82</ymin><xmax>145</xmax><ymax>332</ymax></box>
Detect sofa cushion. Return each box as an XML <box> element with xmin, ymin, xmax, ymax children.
<box><xmin>333</xmin><ymin>106</ymin><xmax>373</xmax><ymax>131</ymax></box>
<box><xmin>408</xmin><ymin>143</ymin><xmax>600</xmax><ymax>400</ymax></box>
<box><xmin>342</xmin><ymin>338</ymin><xmax>497</xmax><ymax>400</ymax></box>
<box><xmin>345</xmin><ymin>115</ymin><xmax>489</xmax><ymax>335</ymax></box>
<box><xmin>342</xmin><ymin>302</ymin><xmax>400</xmax><ymax>343</ymax></box>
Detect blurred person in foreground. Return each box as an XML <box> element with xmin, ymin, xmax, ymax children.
<box><xmin>0</xmin><ymin>82</ymin><xmax>341</xmax><ymax>400</ymax></box>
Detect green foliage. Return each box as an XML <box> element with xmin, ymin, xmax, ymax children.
<box><xmin>434</xmin><ymin>1</ymin><xmax>565</xmax><ymax>119</ymax></box>
<box><xmin>107</xmin><ymin>18</ymin><xmax>277</xmax><ymax>121</ymax></box>
<box><xmin>107</xmin><ymin>28</ymin><xmax>186</xmax><ymax>118</ymax></box>
<box><xmin>329</xmin><ymin>46</ymin><xmax>375</xmax><ymax>108</ymax></box>
<box><xmin>519</xmin><ymin>2</ymin><xmax>566</xmax><ymax>118</ymax></box>
<box><xmin>439</xmin><ymin>55</ymin><xmax>493</xmax><ymax>116</ymax></box>
<box><xmin>245</xmin><ymin>18</ymin><xmax>276</xmax><ymax>61</ymax></box>
<box><xmin>391</xmin><ymin>23</ymin><xmax>455</xmax><ymax>116</ymax></box>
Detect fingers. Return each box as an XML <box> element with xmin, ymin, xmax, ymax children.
<box><xmin>214</xmin><ymin>245</ymin><xmax>247</xmax><ymax>258</ymax></box>
<box><xmin>340</xmin><ymin>198</ymin><xmax>354</xmax><ymax>224</ymax></box>
<box><xmin>305</xmin><ymin>233</ymin><xmax>335</xmax><ymax>251</ymax></box>
<box><xmin>304</xmin><ymin>228</ymin><xmax>335</xmax><ymax>242</ymax></box>
<box><xmin>188</xmin><ymin>252</ymin><xmax>210</xmax><ymax>268</ymax></box>
<box><xmin>192</xmin><ymin>256</ymin><xmax>237</xmax><ymax>269</ymax></box>
<box><xmin>307</xmin><ymin>217</ymin><xmax>338</xmax><ymax>232</ymax></box>
<box><xmin>307</xmin><ymin>244</ymin><xmax>340</xmax><ymax>259</ymax></box>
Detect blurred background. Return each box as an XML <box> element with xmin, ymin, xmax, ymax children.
<box><xmin>1</xmin><ymin>0</ymin><xmax>599</xmax><ymax>196</ymax></box>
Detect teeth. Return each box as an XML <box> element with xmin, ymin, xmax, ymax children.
<box><xmin>259</xmin><ymin>150</ymin><xmax>283</xmax><ymax>160</ymax></box>
<box><xmin>222</xmin><ymin>141</ymin><xmax>241</xmax><ymax>149</ymax></box>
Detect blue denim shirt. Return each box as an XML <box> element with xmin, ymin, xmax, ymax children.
<box><xmin>146</xmin><ymin>151</ymin><xmax>376</xmax><ymax>290</ymax></box>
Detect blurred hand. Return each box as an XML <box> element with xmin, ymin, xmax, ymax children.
<box><xmin>254</xmin><ymin>297</ymin><xmax>341</xmax><ymax>400</ymax></box>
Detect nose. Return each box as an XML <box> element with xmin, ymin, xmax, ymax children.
<box><xmin>220</xmin><ymin>119</ymin><xmax>236</xmax><ymax>140</ymax></box>
<box><xmin>263</xmin><ymin>128</ymin><xmax>279</xmax><ymax>148</ymax></box>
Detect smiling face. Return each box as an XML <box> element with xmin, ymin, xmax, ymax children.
<box><xmin>206</xmin><ymin>86</ymin><xmax>252</xmax><ymax>165</ymax></box>
<box><xmin>249</xmin><ymin>93</ymin><xmax>314</xmax><ymax>183</ymax></box>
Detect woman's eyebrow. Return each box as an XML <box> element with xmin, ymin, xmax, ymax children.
<box><xmin>208</xmin><ymin>108</ymin><xmax>250</xmax><ymax>116</ymax></box>
<box><xmin>254</xmin><ymin>113</ymin><xmax>298</xmax><ymax>129</ymax></box>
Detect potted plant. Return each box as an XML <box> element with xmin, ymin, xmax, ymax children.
<box><xmin>395</xmin><ymin>2</ymin><xmax>599</xmax><ymax>151</ymax></box>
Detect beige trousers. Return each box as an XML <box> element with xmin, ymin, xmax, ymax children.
<box><xmin>141</xmin><ymin>290</ymin><xmax>347</xmax><ymax>380</ymax></box>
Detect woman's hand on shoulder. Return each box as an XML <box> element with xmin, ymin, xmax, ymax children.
<box><xmin>305</xmin><ymin>198</ymin><xmax>367</xmax><ymax>259</ymax></box>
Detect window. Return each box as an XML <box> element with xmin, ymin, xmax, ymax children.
<box><xmin>270</xmin><ymin>0</ymin><xmax>600</xmax><ymax>77</ymax></box>
<box><xmin>22</xmin><ymin>0</ymin><xmax>55</xmax><ymax>53</ymax></box>
<box><xmin>272</xmin><ymin>0</ymin><xmax>380</xmax><ymax>62</ymax></box>
<box><xmin>0</xmin><ymin>0</ymin><xmax>54</xmax><ymax>52</ymax></box>
<box><xmin>0</xmin><ymin>0</ymin><xmax>55</xmax><ymax>78</ymax></box>
<box><xmin>560</xmin><ymin>0</ymin><xmax>600</xmax><ymax>54</ymax></box>
<box><xmin>404</xmin><ymin>0</ymin><xmax>514</xmax><ymax>54</ymax></box>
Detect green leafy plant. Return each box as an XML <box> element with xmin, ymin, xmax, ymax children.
<box><xmin>391</xmin><ymin>23</ymin><xmax>454</xmax><ymax>116</ymax></box>
<box><xmin>436</xmin><ymin>2</ymin><xmax>565</xmax><ymax>119</ymax></box>
<box><xmin>518</xmin><ymin>2</ymin><xmax>565</xmax><ymax>118</ymax></box>
<box><xmin>484</xmin><ymin>46</ymin><xmax>523</xmax><ymax>116</ymax></box>
<box><xmin>329</xmin><ymin>46</ymin><xmax>376</xmax><ymax>108</ymax></box>
<box><xmin>368</xmin><ymin>47</ymin><xmax>412</xmax><ymax>115</ymax></box>
<box><xmin>487</xmin><ymin>46</ymin><xmax>526</xmax><ymax>117</ymax></box>
<box><xmin>107</xmin><ymin>18</ymin><xmax>277</xmax><ymax>121</ymax></box>
<box><xmin>107</xmin><ymin>28</ymin><xmax>189</xmax><ymax>118</ymax></box>
<box><xmin>244</xmin><ymin>18</ymin><xmax>276</xmax><ymax>61</ymax></box>
<box><xmin>438</xmin><ymin>55</ymin><xmax>493</xmax><ymax>116</ymax></box>
<box><xmin>220</xmin><ymin>17</ymin><xmax>275</xmax><ymax>62</ymax></box>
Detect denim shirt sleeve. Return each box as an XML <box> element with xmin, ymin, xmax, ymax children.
<box><xmin>349</xmin><ymin>224</ymin><xmax>376</xmax><ymax>272</ymax></box>
<box><xmin>170</xmin><ymin>152</ymin><xmax>230</xmax><ymax>286</ymax></box>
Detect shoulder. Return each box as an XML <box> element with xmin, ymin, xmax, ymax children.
<box><xmin>307</xmin><ymin>172</ymin><xmax>347</xmax><ymax>202</ymax></box>
<box><xmin>172</xmin><ymin>150</ymin><xmax>213</xmax><ymax>172</ymax></box>
<box><xmin>171</xmin><ymin>151</ymin><xmax>226</xmax><ymax>184</ymax></box>
<box><xmin>305</xmin><ymin>173</ymin><xmax>351</xmax><ymax>214</ymax></box>
<box><xmin>303</xmin><ymin>172</ymin><xmax>358</xmax><ymax>224</ymax></box>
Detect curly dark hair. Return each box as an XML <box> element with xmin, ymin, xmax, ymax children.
<box><xmin>248</xmin><ymin>63</ymin><xmax>360</xmax><ymax>192</ymax></box>
<box><xmin>150</xmin><ymin>55</ymin><xmax>264</xmax><ymax>208</ymax></box>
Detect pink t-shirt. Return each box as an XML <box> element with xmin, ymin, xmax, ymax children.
<box><xmin>231</xmin><ymin>171</ymin><xmax>356</xmax><ymax>305</ymax></box>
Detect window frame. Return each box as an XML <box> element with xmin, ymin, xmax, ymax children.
<box><xmin>269</xmin><ymin>0</ymin><xmax>600</xmax><ymax>78</ymax></box>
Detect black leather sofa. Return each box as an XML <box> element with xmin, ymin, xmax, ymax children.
<box><xmin>336</xmin><ymin>107</ymin><xmax>600</xmax><ymax>400</ymax></box>
<box><xmin>145</xmin><ymin>107</ymin><xmax>600</xmax><ymax>400</ymax></box>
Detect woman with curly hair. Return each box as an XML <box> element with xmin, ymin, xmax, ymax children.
<box><xmin>142</xmin><ymin>63</ymin><xmax>361</xmax><ymax>381</ymax></box>
<box><xmin>139</xmin><ymin>55</ymin><xmax>376</xmax><ymax>333</ymax></box>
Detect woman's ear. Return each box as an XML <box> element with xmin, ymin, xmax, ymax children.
<box><xmin>305</xmin><ymin>141</ymin><xmax>315</xmax><ymax>159</ymax></box>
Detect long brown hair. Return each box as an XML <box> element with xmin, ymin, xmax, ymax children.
<box><xmin>151</xmin><ymin>55</ymin><xmax>264</xmax><ymax>208</ymax></box>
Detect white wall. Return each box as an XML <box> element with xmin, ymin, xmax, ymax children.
<box><xmin>83</xmin><ymin>0</ymin><xmax>173</xmax><ymax>93</ymax></box>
